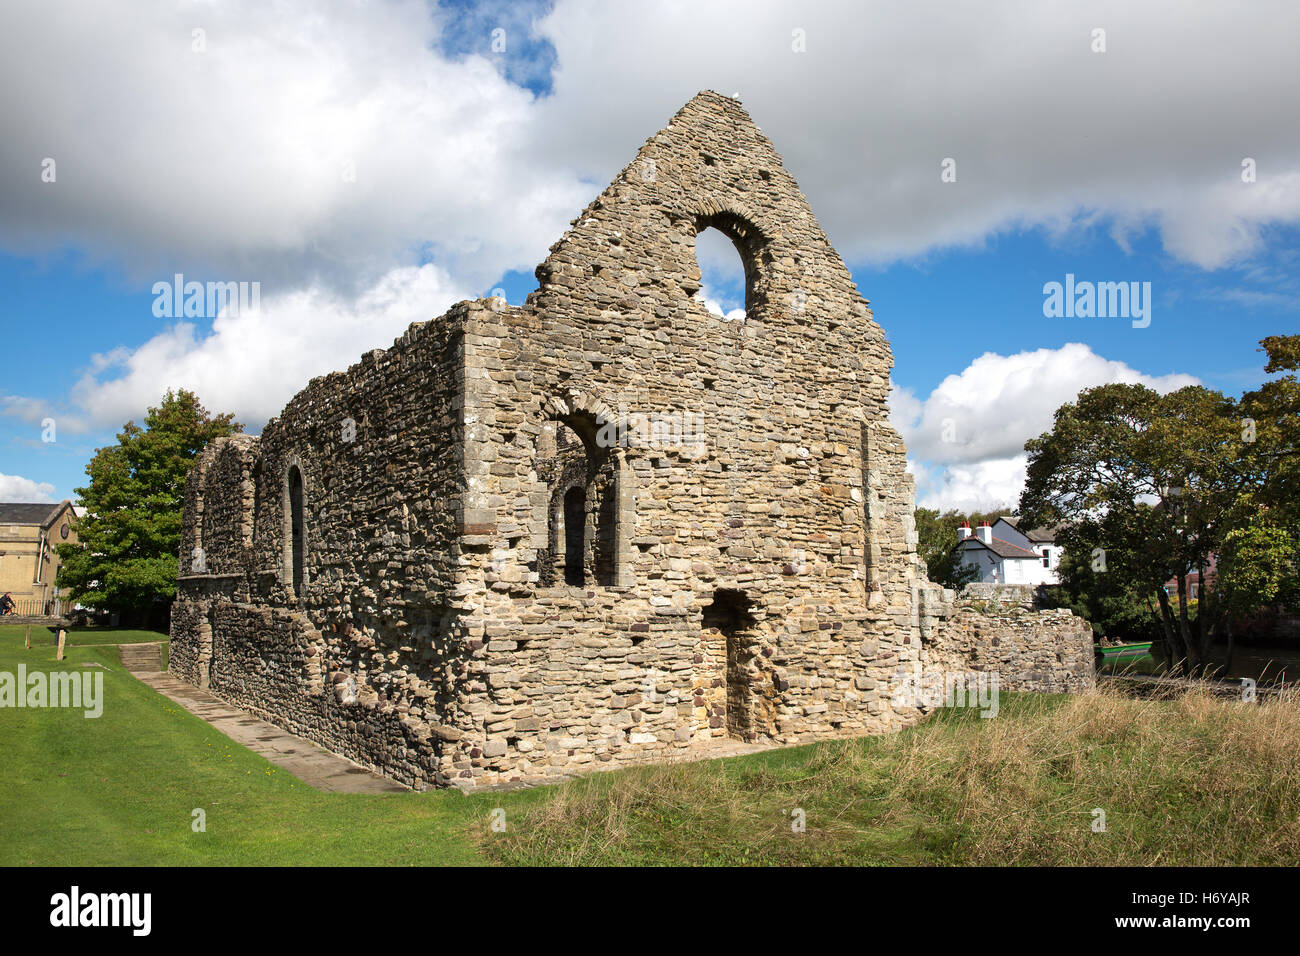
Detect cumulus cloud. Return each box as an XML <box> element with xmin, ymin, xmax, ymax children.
<box><xmin>892</xmin><ymin>343</ymin><xmax>1200</xmax><ymax>511</ymax></box>
<box><xmin>0</xmin><ymin>473</ymin><xmax>56</xmax><ymax>502</ymax></box>
<box><xmin>530</xmin><ymin>0</ymin><xmax>1300</xmax><ymax>270</ymax></box>
<box><xmin>6</xmin><ymin>1</ymin><xmax>1297</xmax><ymax>291</ymax></box>
<box><xmin>0</xmin><ymin>0</ymin><xmax>1294</xmax><ymax>452</ymax></box>
<box><xmin>70</xmin><ymin>263</ymin><xmax>473</xmax><ymax>429</ymax></box>
<box><xmin>906</xmin><ymin>457</ymin><xmax>1027</xmax><ymax>516</ymax></box>
<box><xmin>694</xmin><ymin>289</ymin><xmax>746</xmax><ymax>322</ymax></box>
<box><xmin>0</xmin><ymin>0</ymin><xmax>589</xmax><ymax>294</ymax></box>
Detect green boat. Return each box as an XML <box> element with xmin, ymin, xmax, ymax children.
<box><xmin>1095</xmin><ymin>641</ymin><xmax>1154</xmax><ymax>665</ymax></box>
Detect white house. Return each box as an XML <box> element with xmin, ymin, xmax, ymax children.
<box><xmin>955</xmin><ymin>517</ymin><xmax>1061</xmax><ymax>586</ymax></box>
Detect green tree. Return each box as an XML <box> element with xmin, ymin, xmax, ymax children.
<box><xmin>1044</xmin><ymin>528</ymin><xmax>1162</xmax><ymax>643</ymax></box>
<box><xmin>915</xmin><ymin>507</ymin><xmax>975</xmax><ymax>590</ymax></box>
<box><xmin>1021</xmin><ymin>383</ymin><xmax>1235</xmax><ymax>673</ymax></box>
<box><xmin>1021</xmin><ymin>337</ymin><xmax>1298</xmax><ymax>675</ymax></box>
<box><xmin>1241</xmin><ymin>334</ymin><xmax>1300</xmax><ymax>528</ymax></box>
<box><xmin>1046</xmin><ymin>507</ymin><xmax>1184</xmax><ymax>649</ymax></box>
<box><xmin>57</xmin><ymin>390</ymin><xmax>242</xmax><ymax>618</ymax></box>
<box><xmin>1215</xmin><ymin>518</ymin><xmax>1297</xmax><ymax>656</ymax></box>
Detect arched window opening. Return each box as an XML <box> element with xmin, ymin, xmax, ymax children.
<box><xmin>288</xmin><ymin>465</ymin><xmax>305</xmax><ymax>597</ymax></box>
<box><xmin>692</xmin><ymin>226</ymin><xmax>748</xmax><ymax>321</ymax></box>
<box><xmin>540</xmin><ymin>416</ymin><xmax>620</xmax><ymax>588</ymax></box>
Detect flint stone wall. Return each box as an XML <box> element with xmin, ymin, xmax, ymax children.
<box><xmin>170</xmin><ymin>91</ymin><xmax>1091</xmax><ymax>790</ymax></box>
<box><xmin>920</xmin><ymin>586</ymin><xmax>1096</xmax><ymax>694</ymax></box>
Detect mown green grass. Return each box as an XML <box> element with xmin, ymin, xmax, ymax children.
<box><xmin>7</xmin><ymin>624</ymin><xmax>171</xmax><ymax>648</ymax></box>
<box><xmin>4</xmin><ymin>622</ymin><xmax>1297</xmax><ymax>866</ymax></box>
<box><xmin>0</xmin><ymin>627</ymin><xmax>510</xmax><ymax>865</ymax></box>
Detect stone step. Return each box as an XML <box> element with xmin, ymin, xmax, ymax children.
<box><xmin>118</xmin><ymin>642</ymin><xmax>163</xmax><ymax>673</ymax></box>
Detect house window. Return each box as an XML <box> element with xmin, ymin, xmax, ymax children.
<box><xmin>1042</xmin><ymin>547</ymin><xmax>1050</xmax><ymax>568</ymax></box>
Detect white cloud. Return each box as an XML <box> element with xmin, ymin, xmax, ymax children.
<box><xmin>530</xmin><ymin>0</ymin><xmax>1300</xmax><ymax>270</ymax></box>
<box><xmin>694</xmin><ymin>288</ymin><xmax>746</xmax><ymax>322</ymax></box>
<box><xmin>70</xmin><ymin>264</ymin><xmax>473</xmax><ymax>429</ymax></box>
<box><xmin>906</xmin><ymin>457</ymin><xmax>1027</xmax><ymax>517</ymax></box>
<box><xmin>0</xmin><ymin>0</ymin><xmax>1296</xmax><ymax>447</ymax></box>
<box><xmin>1</xmin><ymin>395</ymin><xmax>52</xmax><ymax>427</ymax></box>
<box><xmin>6</xmin><ymin>0</ymin><xmax>1297</xmax><ymax>291</ymax></box>
<box><xmin>0</xmin><ymin>473</ymin><xmax>56</xmax><ymax>502</ymax></box>
<box><xmin>0</xmin><ymin>0</ymin><xmax>589</xmax><ymax>294</ymax></box>
<box><xmin>892</xmin><ymin>343</ymin><xmax>1199</xmax><ymax>511</ymax></box>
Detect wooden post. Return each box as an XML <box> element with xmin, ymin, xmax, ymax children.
<box><xmin>56</xmin><ymin>628</ymin><xmax>66</xmax><ymax>662</ymax></box>
<box><xmin>24</xmin><ymin>624</ymin><xmax>31</xmax><ymax>650</ymax></box>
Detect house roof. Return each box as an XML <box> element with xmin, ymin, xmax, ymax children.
<box><xmin>998</xmin><ymin>515</ymin><xmax>1058</xmax><ymax>543</ymax></box>
<box><xmin>960</xmin><ymin>535</ymin><xmax>1043</xmax><ymax>561</ymax></box>
<box><xmin>0</xmin><ymin>502</ymin><xmax>68</xmax><ymax>527</ymax></box>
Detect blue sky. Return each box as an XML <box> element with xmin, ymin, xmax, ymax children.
<box><xmin>2</xmin><ymin>1</ymin><xmax>1297</xmax><ymax>511</ymax></box>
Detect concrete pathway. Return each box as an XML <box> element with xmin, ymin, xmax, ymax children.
<box><xmin>121</xmin><ymin>649</ymin><xmax>406</xmax><ymax>794</ymax></box>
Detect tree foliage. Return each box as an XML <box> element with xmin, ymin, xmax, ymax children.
<box><xmin>56</xmin><ymin>390</ymin><xmax>242</xmax><ymax>616</ymax></box>
<box><xmin>1020</xmin><ymin>336</ymin><xmax>1298</xmax><ymax>674</ymax></box>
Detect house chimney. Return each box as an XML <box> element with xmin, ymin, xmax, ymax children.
<box><xmin>957</xmin><ymin>521</ymin><xmax>972</xmax><ymax>541</ymax></box>
<box><xmin>976</xmin><ymin>521</ymin><xmax>992</xmax><ymax>545</ymax></box>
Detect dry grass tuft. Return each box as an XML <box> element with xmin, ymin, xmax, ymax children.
<box><xmin>479</xmin><ymin>687</ymin><xmax>1300</xmax><ymax>866</ymax></box>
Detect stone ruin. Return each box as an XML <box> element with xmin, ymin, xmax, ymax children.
<box><xmin>169</xmin><ymin>91</ymin><xmax>1093</xmax><ymax>789</ymax></box>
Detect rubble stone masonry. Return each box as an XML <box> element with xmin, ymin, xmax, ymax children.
<box><xmin>170</xmin><ymin>92</ymin><xmax>1093</xmax><ymax>789</ymax></box>
<box><xmin>919</xmin><ymin>585</ymin><xmax>1096</xmax><ymax>694</ymax></box>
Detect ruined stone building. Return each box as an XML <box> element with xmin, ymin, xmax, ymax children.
<box><xmin>170</xmin><ymin>91</ymin><xmax>1092</xmax><ymax>789</ymax></box>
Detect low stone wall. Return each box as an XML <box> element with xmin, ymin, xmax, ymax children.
<box><xmin>196</xmin><ymin>598</ymin><xmax>448</xmax><ymax>789</ymax></box>
<box><xmin>922</xmin><ymin>586</ymin><xmax>1095</xmax><ymax>694</ymax></box>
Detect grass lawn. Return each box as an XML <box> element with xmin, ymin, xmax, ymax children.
<box><xmin>0</xmin><ymin>626</ymin><xmax>505</xmax><ymax>865</ymax></box>
<box><xmin>3</xmin><ymin>623</ymin><xmax>1298</xmax><ymax>866</ymax></box>
<box><xmin>11</xmin><ymin>624</ymin><xmax>172</xmax><ymax>648</ymax></box>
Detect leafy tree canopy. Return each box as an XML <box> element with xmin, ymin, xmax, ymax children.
<box><xmin>56</xmin><ymin>390</ymin><xmax>242</xmax><ymax>616</ymax></box>
<box><xmin>1020</xmin><ymin>336</ymin><xmax>1298</xmax><ymax>673</ymax></box>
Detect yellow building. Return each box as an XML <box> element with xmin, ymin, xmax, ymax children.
<box><xmin>0</xmin><ymin>501</ymin><xmax>78</xmax><ymax>616</ymax></box>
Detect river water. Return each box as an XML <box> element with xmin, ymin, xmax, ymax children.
<box><xmin>1136</xmin><ymin>644</ymin><xmax>1300</xmax><ymax>684</ymax></box>
<box><xmin>1221</xmin><ymin>647</ymin><xmax>1300</xmax><ymax>684</ymax></box>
